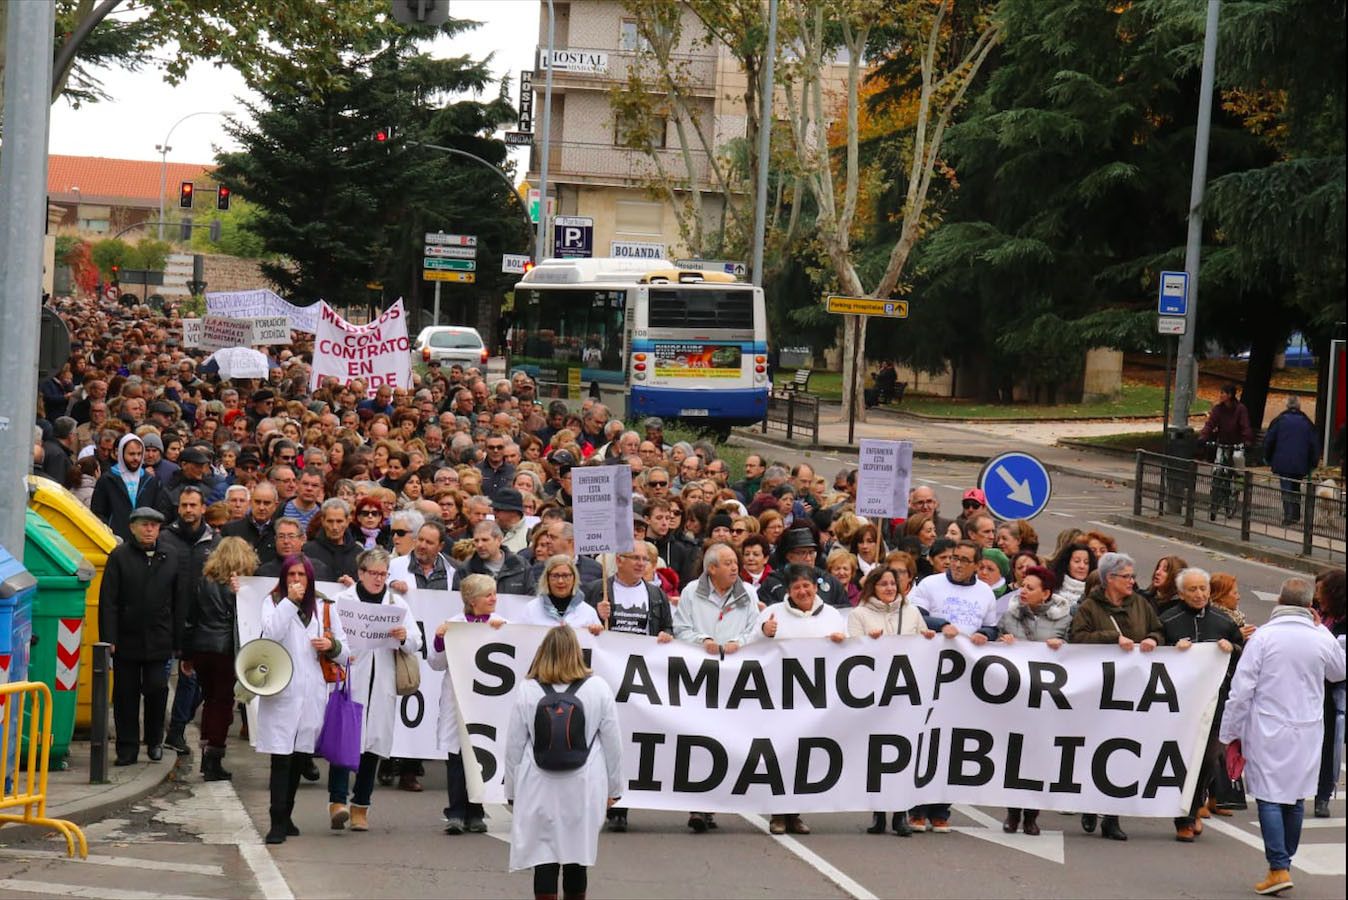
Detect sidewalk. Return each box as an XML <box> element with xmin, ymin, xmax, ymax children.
<box><xmin>737</xmin><ymin>403</ymin><xmax>1140</xmax><ymax>485</ymax></box>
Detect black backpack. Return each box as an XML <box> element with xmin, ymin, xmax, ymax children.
<box><xmin>533</xmin><ymin>679</ymin><xmax>590</xmax><ymax>771</ymax></box>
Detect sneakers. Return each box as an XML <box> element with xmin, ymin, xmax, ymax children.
<box><xmin>606</xmin><ymin>813</ymin><xmax>627</xmax><ymax>833</ymax></box>
<box><xmin>466</xmin><ymin>818</ymin><xmax>488</xmax><ymax>834</ymax></box>
<box><xmin>1314</xmin><ymin>799</ymin><xmax>1331</xmax><ymax>818</ymax></box>
<box><xmin>1254</xmin><ymin>869</ymin><xmax>1294</xmax><ymax>895</ymax></box>
<box><xmin>907</xmin><ymin>815</ymin><xmax>930</xmax><ymax>833</ymax></box>
<box><xmin>443</xmin><ymin>817</ymin><xmax>465</xmax><ymax>835</ymax></box>
<box><xmin>930</xmin><ymin>818</ymin><xmax>951</xmax><ymax>834</ymax></box>
<box><xmin>164</xmin><ymin>730</ymin><xmax>191</xmax><ymax>756</ymax></box>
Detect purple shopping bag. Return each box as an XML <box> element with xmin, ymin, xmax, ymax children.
<box><xmin>315</xmin><ymin>669</ymin><xmax>363</xmax><ymax>770</ymax></box>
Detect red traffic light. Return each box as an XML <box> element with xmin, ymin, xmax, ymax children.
<box><xmin>179</xmin><ymin>181</ymin><xmax>194</xmax><ymax>208</ymax></box>
<box><xmin>216</xmin><ymin>185</ymin><xmax>231</xmax><ymax>211</ymax></box>
<box><xmin>522</xmin><ymin>260</ymin><xmax>535</xmax><ymax>274</ymax></box>
<box><xmin>374</xmin><ymin>126</ymin><xmax>395</xmax><ymax>143</ymax></box>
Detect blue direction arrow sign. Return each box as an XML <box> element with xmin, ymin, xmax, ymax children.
<box><xmin>978</xmin><ymin>451</ymin><xmax>1052</xmax><ymax>520</ymax></box>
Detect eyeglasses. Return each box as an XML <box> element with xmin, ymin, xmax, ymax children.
<box><xmin>1109</xmin><ymin>573</ymin><xmax>1137</xmax><ymax>582</ymax></box>
<box><xmin>731</xmin><ymin>527</ymin><xmax>748</xmax><ymax>534</ymax></box>
<box><xmin>548</xmin><ymin>571</ymin><xmax>575</xmax><ymax>579</ymax></box>
<box><xmin>962</xmin><ymin>500</ymin><xmax>982</xmax><ymax>509</ymax></box>
<box><xmin>360</xmin><ymin>569</ymin><xmax>389</xmax><ymax>578</ymax></box>
<box><xmin>358</xmin><ymin>509</ymin><xmax>382</xmax><ymax>517</ymax></box>
<box><xmin>952</xmin><ymin>556</ymin><xmax>978</xmax><ymax>565</ymax></box>
<box><xmin>390</xmin><ymin>528</ymin><xmax>411</xmax><ymax>537</ymax></box>
<box><xmin>647</xmin><ymin>480</ymin><xmax>668</xmax><ymax>487</ymax></box>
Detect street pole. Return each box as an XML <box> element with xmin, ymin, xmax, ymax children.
<box><xmin>432</xmin><ymin>279</ymin><xmax>442</xmax><ymax>326</ymax></box>
<box><xmin>1169</xmin><ymin>0</ymin><xmax>1221</xmax><ymax>434</ymax></box>
<box><xmin>534</xmin><ymin>0</ymin><xmax>556</xmax><ymax>265</ymax></box>
<box><xmin>848</xmin><ymin>315</ymin><xmax>861</xmax><ymax>444</ymax></box>
<box><xmin>157</xmin><ymin>110</ymin><xmax>234</xmax><ymax>241</ymax></box>
<box><xmin>750</xmin><ymin>0</ymin><xmax>779</xmax><ymax>288</ymax></box>
<box><xmin>0</xmin><ymin>0</ymin><xmax>55</xmax><ymax>558</ymax></box>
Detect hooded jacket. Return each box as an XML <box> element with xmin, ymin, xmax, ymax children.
<box><xmin>90</xmin><ymin>434</ymin><xmax>166</xmax><ymax>543</ymax></box>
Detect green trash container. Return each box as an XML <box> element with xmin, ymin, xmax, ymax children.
<box><xmin>22</xmin><ymin>510</ymin><xmax>93</xmax><ymax>768</ymax></box>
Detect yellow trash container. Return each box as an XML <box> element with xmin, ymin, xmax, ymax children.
<box><xmin>26</xmin><ymin>476</ymin><xmax>118</xmax><ymax>732</ymax></box>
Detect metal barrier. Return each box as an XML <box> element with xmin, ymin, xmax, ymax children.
<box><xmin>762</xmin><ymin>389</ymin><xmax>820</xmax><ymax>444</ymax></box>
<box><xmin>0</xmin><ymin>680</ymin><xmax>88</xmax><ymax>857</ymax></box>
<box><xmin>1132</xmin><ymin>450</ymin><xmax>1346</xmax><ymax>559</ymax></box>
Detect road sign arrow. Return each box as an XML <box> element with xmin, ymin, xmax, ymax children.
<box><xmin>995</xmin><ymin>464</ymin><xmax>1035</xmax><ymax>506</ymax></box>
<box><xmin>952</xmin><ymin>805</ymin><xmax>1065</xmax><ymax>865</ymax></box>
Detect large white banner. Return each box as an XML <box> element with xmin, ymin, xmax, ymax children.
<box><xmin>205</xmin><ymin>289</ymin><xmax>318</xmax><ymax>332</ymax></box>
<box><xmin>309</xmin><ymin>300</ymin><xmax>412</xmax><ymax>398</ymax></box>
<box><xmin>443</xmin><ymin>625</ymin><xmax>1227</xmax><ymax>817</ymax></box>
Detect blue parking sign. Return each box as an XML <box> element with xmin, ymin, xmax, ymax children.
<box><xmin>978</xmin><ymin>451</ymin><xmax>1052</xmax><ymax>520</ymax></box>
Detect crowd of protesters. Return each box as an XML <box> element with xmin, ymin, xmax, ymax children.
<box><xmin>30</xmin><ymin>297</ymin><xmax>1345</xmax><ymax>895</ymax></box>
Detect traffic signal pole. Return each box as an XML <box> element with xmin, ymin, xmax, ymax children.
<box><xmin>534</xmin><ymin>0</ymin><xmax>556</xmax><ymax>265</ymax></box>
<box><xmin>0</xmin><ymin>0</ymin><xmax>56</xmax><ymax>557</ymax></box>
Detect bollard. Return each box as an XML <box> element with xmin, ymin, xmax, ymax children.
<box><xmin>1239</xmin><ymin>470</ymin><xmax>1253</xmax><ymax>541</ymax></box>
<box><xmin>1301</xmin><ymin>480</ymin><xmax>1316</xmax><ymax>556</ymax></box>
<box><xmin>89</xmin><ymin>642</ymin><xmax>110</xmax><ymax>784</ymax></box>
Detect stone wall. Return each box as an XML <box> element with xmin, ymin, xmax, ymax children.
<box><xmin>200</xmin><ymin>253</ymin><xmax>287</xmax><ymax>294</ymax></box>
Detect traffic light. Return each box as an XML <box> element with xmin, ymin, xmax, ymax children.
<box><xmin>109</xmin><ymin>264</ymin><xmax>120</xmax><ymax>285</ymax></box>
<box><xmin>522</xmin><ymin>260</ymin><xmax>536</xmax><ymax>274</ymax></box>
<box><xmin>216</xmin><ymin>185</ymin><xmax>231</xmax><ymax>211</ymax></box>
<box><xmin>373</xmin><ymin>125</ymin><xmax>395</xmax><ymax>144</ymax></box>
<box><xmin>179</xmin><ymin>181</ymin><xmax>194</xmax><ymax>208</ymax></box>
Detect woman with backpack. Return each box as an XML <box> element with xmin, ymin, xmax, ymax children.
<box><xmin>505</xmin><ymin>626</ymin><xmax>623</xmax><ymax>900</ymax></box>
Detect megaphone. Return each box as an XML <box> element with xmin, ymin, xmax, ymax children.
<box><xmin>234</xmin><ymin>638</ymin><xmax>294</xmax><ymax>698</ymax></box>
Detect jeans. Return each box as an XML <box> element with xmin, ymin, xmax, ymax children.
<box><xmin>1277</xmin><ymin>475</ymin><xmax>1304</xmax><ymax>524</ymax></box>
<box><xmin>1256</xmin><ymin>799</ymin><xmax>1304</xmax><ymax>871</ymax></box>
<box><xmin>168</xmin><ymin>664</ymin><xmax>202</xmax><ymax>733</ymax></box>
<box><xmin>113</xmin><ymin>657</ymin><xmax>169</xmax><ymax>757</ymax></box>
<box><xmin>329</xmin><ymin>751</ymin><xmax>380</xmax><ymax>807</ymax></box>
<box><xmin>444</xmin><ymin>752</ymin><xmax>483</xmax><ymax>823</ymax></box>
<box><xmin>1317</xmin><ymin>681</ymin><xmax>1347</xmax><ymax>802</ymax></box>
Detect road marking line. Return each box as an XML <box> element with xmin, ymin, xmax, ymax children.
<box><xmin>1247</xmin><ymin>818</ymin><xmax>1345</xmax><ymax>830</ymax></box>
<box><xmin>484</xmin><ymin>803</ymin><xmax>512</xmax><ymax>844</ymax></box>
<box><xmin>194</xmin><ymin>781</ymin><xmax>295</xmax><ymax>900</ymax></box>
<box><xmin>0</xmin><ymin>848</ymin><xmax>223</xmax><ymax>876</ymax></box>
<box><xmin>737</xmin><ymin>814</ymin><xmax>878</xmax><ymax>900</ymax></box>
<box><xmin>0</xmin><ymin>879</ymin><xmax>214</xmax><ymax>900</ymax></box>
<box><xmin>1087</xmin><ymin>520</ymin><xmax>1303</xmax><ymax>576</ymax></box>
<box><xmin>1200</xmin><ymin>817</ymin><xmax>1346</xmax><ymax>876</ymax></box>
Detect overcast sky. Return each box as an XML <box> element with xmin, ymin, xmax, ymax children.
<box><xmin>48</xmin><ymin>1</ymin><xmax>536</xmax><ymax>172</ymax></box>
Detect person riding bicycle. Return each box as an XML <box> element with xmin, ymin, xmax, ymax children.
<box><xmin>1197</xmin><ymin>384</ymin><xmax>1253</xmax><ymax>450</ymax></box>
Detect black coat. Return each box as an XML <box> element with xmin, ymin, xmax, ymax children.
<box><xmin>1263</xmin><ymin>409</ymin><xmax>1320</xmax><ymax>478</ymax></box>
<box><xmin>90</xmin><ymin>468</ymin><xmax>168</xmax><ymax>544</ymax></box>
<box><xmin>159</xmin><ymin>521</ymin><xmax>219</xmax><ymax>589</ymax></box>
<box><xmin>221</xmin><ymin>515</ymin><xmax>279</xmax><ymax>566</ymax></box>
<box><xmin>303</xmin><ymin>533</ymin><xmax>362</xmax><ymax>580</ymax></box>
<box><xmin>651</xmin><ymin>533</ymin><xmax>700</xmax><ymax>591</ymax></box>
<box><xmin>184</xmin><ymin>579</ymin><xmax>237</xmax><ymax>656</ymax></box>
<box><xmin>583</xmin><ymin>576</ymin><xmax>674</xmax><ymax>636</ymax></box>
<box><xmin>99</xmin><ymin>540</ymin><xmax>185</xmax><ymax>661</ymax></box>
<box><xmin>454</xmin><ymin>549</ymin><xmax>534</xmax><ymax>595</ymax></box>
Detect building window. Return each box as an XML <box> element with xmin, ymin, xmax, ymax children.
<box><xmin>77</xmin><ymin>218</ymin><xmax>110</xmax><ymax>234</ymax></box>
<box><xmin>614</xmin><ymin>115</ymin><xmax>666</xmax><ymax>149</ymax></box>
<box><xmin>619</xmin><ymin>20</ymin><xmax>650</xmax><ymax>52</ymax></box>
<box><xmin>615</xmin><ymin>200</ymin><xmax>664</xmax><ymax>236</ymax></box>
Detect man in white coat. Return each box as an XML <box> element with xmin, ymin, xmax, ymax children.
<box><xmin>1220</xmin><ymin>577</ymin><xmax>1346</xmax><ymax>895</ymax></box>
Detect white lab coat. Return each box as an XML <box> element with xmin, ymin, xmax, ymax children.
<box><xmin>334</xmin><ymin>584</ymin><xmax>422</xmax><ymax>759</ymax></box>
<box><xmin>1219</xmin><ymin>609</ymin><xmax>1347</xmax><ymax>803</ymax></box>
<box><xmin>426</xmin><ymin>614</ymin><xmax>508</xmax><ymax>754</ymax></box>
<box><xmin>254</xmin><ymin>596</ymin><xmax>349</xmax><ymax>755</ymax></box>
<box><xmin>504</xmin><ymin>677</ymin><xmax>623</xmax><ymax>871</ymax></box>
<box><xmin>757</xmin><ymin>597</ymin><xmax>847</xmax><ymax>639</ymax></box>
<box><xmin>516</xmin><ymin>593</ymin><xmax>602</xmax><ymax>630</ymax></box>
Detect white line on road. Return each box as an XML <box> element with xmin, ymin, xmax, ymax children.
<box><xmin>1200</xmin><ymin>817</ymin><xmax>1346</xmax><ymax>876</ymax></box>
<box><xmin>1246</xmin><ymin>818</ymin><xmax>1345</xmax><ymax>830</ymax></box>
<box><xmin>0</xmin><ymin>848</ymin><xmax>224</xmax><ymax>876</ymax></box>
<box><xmin>193</xmin><ymin>781</ymin><xmax>295</xmax><ymax>900</ymax></box>
<box><xmin>0</xmin><ymin>879</ymin><xmax>214</xmax><ymax>900</ymax></box>
<box><xmin>737</xmin><ymin>814</ymin><xmax>878</xmax><ymax>900</ymax></box>
<box><xmin>1087</xmin><ymin>520</ymin><xmax>1303</xmax><ymax>575</ymax></box>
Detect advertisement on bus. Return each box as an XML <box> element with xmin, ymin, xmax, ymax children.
<box><xmin>652</xmin><ymin>342</ymin><xmax>743</xmax><ymax>378</ymax></box>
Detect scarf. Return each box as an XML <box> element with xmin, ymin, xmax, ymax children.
<box><xmin>547</xmin><ymin>592</ymin><xmax>573</xmax><ymax>617</ymax></box>
<box><xmin>355</xmin><ymin>583</ymin><xmax>384</xmax><ymax>605</ymax></box>
<box><xmin>466</xmin><ymin>612</ymin><xmax>491</xmax><ymax>623</ymax></box>
<box><xmin>359</xmin><ymin>525</ymin><xmax>382</xmax><ymax>549</ymax></box>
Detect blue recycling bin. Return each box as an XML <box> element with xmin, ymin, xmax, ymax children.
<box><xmin>1</xmin><ymin>542</ymin><xmax>37</xmax><ymax>792</ymax></box>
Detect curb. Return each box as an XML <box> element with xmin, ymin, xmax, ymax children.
<box><xmin>732</xmin><ymin>429</ymin><xmax>1137</xmax><ymax>487</ymax></box>
<box><xmin>1056</xmin><ymin>439</ymin><xmax>1145</xmax><ymax>460</ymax></box>
<box><xmin>1104</xmin><ymin>514</ymin><xmax>1341</xmax><ymax>575</ymax></box>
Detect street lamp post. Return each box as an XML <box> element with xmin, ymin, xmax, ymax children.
<box><xmin>157</xmin><ymin>110</ymin><xmax>233</xmax><ymax>240</ymax></box>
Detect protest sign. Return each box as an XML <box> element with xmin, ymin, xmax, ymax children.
<box><xmin>856</xmin><ymin>439</ymin><xmax>913</xmax><ymax>519</ymax></box>
<box><xmin>206</xmin><ymin>288</ymin><xmax>318</xmax><ymax>332</ymax></box>
<box><xmin>182</xmin><ymin>315</ymin><xmax>294</xmax><ymax>350</ymax></box>
<box><xmin>571</xmin><ymin>464</ymin><xmax>634</xmax><ymax>555</ymax></box>
<box><xmin>334</xmin><ymin>594</ymin><xmax>411</xmax><ymax>650</ymax></box>
<box><xmin>309</xmin><ymin>300</ymin><xmax>412</xmax><ymax>397</ymax></box>
<box><xmin>250</xmin><ymin>316</ymin><xmax>292</xmax><ymax>345</ymax></box>
<box><xmin>443</xmin><ymin>625</ymin><xmax>1226</xmax><ymax>817</ymax></box>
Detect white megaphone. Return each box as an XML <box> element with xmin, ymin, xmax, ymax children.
<box><xmin>234</xmin><ymin>638</ymin><xmax>294</xmax><ymax>699</ymax></box>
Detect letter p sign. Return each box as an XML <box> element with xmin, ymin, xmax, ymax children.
<box><xmin>553</xmin><ymin>216</ymin><xmax>594</xmax><ymax>259</ymax></box>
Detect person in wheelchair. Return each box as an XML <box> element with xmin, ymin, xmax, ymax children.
<box><xmin>864</xmin><ymin>360</ymin><xmax>899</xmax><ymax>408</ymax></box>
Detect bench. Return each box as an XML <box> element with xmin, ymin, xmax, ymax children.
<box><xmin>866</xmin><ymin>379</ymin><xmax>908</xmax><ymax>408</ymax></box>
<box><xmin>784</xmin><ymin>368</ymin><xmax>813</xmax><ymax>393</ymax></box>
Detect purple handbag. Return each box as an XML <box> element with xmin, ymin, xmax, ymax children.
<box><xmin>315</xmin><ymin>668</ymin><xmax>363</xmax><ymax>770</ymax></box>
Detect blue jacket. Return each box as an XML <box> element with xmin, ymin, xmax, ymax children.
<box><xmin>1262</xmin><ymin>409</ymin><xmax>1318</xmax><ymax>477</ymax></box>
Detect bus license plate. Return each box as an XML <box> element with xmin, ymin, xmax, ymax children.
<box><xmin>679</xmin><ymin>408</ymin><xmax>709</xmax><ymax>417</ymax></box>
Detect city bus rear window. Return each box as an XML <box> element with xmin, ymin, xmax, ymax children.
<box><xmin>648</xmin><ymin>288</ymin><xmax>754</xmax><ymax>330</ymax></box>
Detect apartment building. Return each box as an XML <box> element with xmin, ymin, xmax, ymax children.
<box><xmin>524</xmin><ymin>0</ymin><xmax>746</xmax><ymax>262</ymax></box>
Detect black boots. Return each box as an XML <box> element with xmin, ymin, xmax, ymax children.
<box><xmin>201</xmin><ymin>747</ymin><xmax>232</xmax><ymax>782</ymax></box>
<box><xmin>1101</xmin><ymin>815</ymin><xmax>1128</xmax><ymax>841</ymax></box>
<box><xmin>892</xmin><ymin>811</ymin><xmax>913</xmax><ymax>836</ymax></box>
<box><xmin>164</xmin><ymin>728</ymin><xmax>191</xmax><ymax>756</ymax></box>
<box><xmin>1003</xmin><ymin>809</ymin><xmax>1021</xmax><ymax>833</ymax></box>
<box><xmin>867</xmin><ymin>812</ymin><xmax>886</xmax><ymax>834</ymax></box>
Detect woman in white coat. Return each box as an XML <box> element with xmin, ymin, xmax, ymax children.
<box><xmin>757</xmin><ymin>564</ymin><xmax>847</xmax><ymax>836</ymax></box>
<box><xmin>256</xmin><ymin>554</ymin><xmax>348</xmax><ymax>845</ymax></box>
<box><xmin>505</xmin><ymin>625</ymin><xmax>622</xmax><ymax>900</ymax></box>
<box><xmin>428</xmin><ymin>573</ymin><xmax>507</xmax><ymax>835</ymax></box>
<box><xmin>516</xmin><ymin>555</ymin><xmax>604</xmax><ymax>634</ymax></box>
<box><xmin>326</xmin><ymin>547</ymin><xmax>421</xmax><ymax>832</ymax></box>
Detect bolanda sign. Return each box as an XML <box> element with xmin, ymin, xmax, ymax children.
<box><xmin>610</xmin><ymin>240</ymin><xmax>667</xmax><ymax>259</ymax></box>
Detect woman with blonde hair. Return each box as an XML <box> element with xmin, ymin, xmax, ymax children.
<box><xmin>184</xmin><ymin>536</ymin><xmax>259</xmax><ymax>781</ymax></box>
<box><xmin>429</xmin><ymin>574</ymin><xmax>506</xmax><ymax>835</ymax></box>
<box><xmin>505</xmin><ymin>626</ymin><xmax>623</xmax><ymax>899</ymax></box>
<box><xmin>518</xmin><ymin>555</ymin><xmax>604</xmax><ymax>633</ymax></box>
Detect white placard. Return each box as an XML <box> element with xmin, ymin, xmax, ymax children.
<box><xmin>181</xmin><ymin>318</ymin><xmax>203</xmax><ymax>348</ymax></box>
<box><xmin>444</xmin><ymin>625</ymin><xmax>1226</xmax><ymax>816</ymax></box>
<box><xmin>1157</xmin><ymin>316</ymin><xmax>1186</xmax><ymax>335</ymax></box>
<box><xmin>309</xmin><ymin>300</ymin><xmax>412</xmax><ymax>397</ymax></box>
<box><xmin>571</xmin><ymin>464</ymin><xmax>634</xmax><ymax>555</ymax></box>
<box><xmin>249</xmin><ymin>316</ymin><xmax>292</xmax><ymax>345</ymax></box>
<box><xmin>502</xmin><ymin>253</ymin><xmax>531</xmax><ymax>274</ymax></box>
<box><xmin>424</xmin><ymin>233</ymin><xmax>476</xmax><ymax>247</ymax></box>
<box><xmin>610</xmin><ymin>240</ymin><xmax>666</xmax><ymax>259</ymax></box>
<box><xmin>184</xmin><ymin>315</ymin><xmax>293</xmax><ymax>350</ymax></box>
<box><xmin>205</xmin><ymin>289</ymin><xmax>317</xmax><ymax>332</ymax></box>
<box><xmin>334</xmin><ymin>594</ymin><xmax>408</xmax><ymax>650</ymax></box>
<box><xmin>855</xmin><ymin>439</ymin><xmax>913</xmax><ymax>518</ymax></box>
<box><xmin>538</xmin><ymin>48</ymin><xmax>609</xmax><ymax>73</ymax></box>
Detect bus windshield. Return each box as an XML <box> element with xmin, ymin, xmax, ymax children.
<box><xmin>513</xmin><ymin>287</ymin><xmax>626</xmax><ymax>371</ymax></box>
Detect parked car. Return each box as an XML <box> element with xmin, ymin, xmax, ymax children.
<box><xmin>1235</xmin><ymin>332</ymin><xmax>1315</xmax><ymax>368</ymax></box>
<box><xmin>414</xmin><ymin>325</ymin><xmax>489</xmax><ymax>367</ymax></box>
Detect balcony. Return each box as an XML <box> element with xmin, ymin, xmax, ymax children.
<box><xmin>533</xmin><ymin>139</ymin><xmax>716</xmax><ymax>190</ymax></box>
<box><xmin>538</xmin><ymin>46</ymin><xmax>718</xmax><ymax>93</ymax></box>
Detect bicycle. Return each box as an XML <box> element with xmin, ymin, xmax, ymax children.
<box><xmin>1206</xmin><ymin>442</ymin><xmax>1245</xmax><ymax>521</ymax></box>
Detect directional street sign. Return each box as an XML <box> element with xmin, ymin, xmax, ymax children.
<box><xmin>978</xmin><ymin>451</ymin><xmax>1053</xmax><ymax>521</ymax></box>
<box><xmin>425</xmin><ymin>232</ymin><xmax>476</xmax><ymax>247</ymax></box>
<box><xmin>825</xmin><ymin>295</ymin><xmax>909</xmax><ymax>318</ymax></box>
<box><xmin>423</xmin><ymin>270</ymin><xmax>476</xmax><ymax>283</ymax></box>
<box><xmin>675</xmin><ymin>258</ymin><xmax>747</xmax><ymax>278</ymax></box>
<box><xmin>424</xmin><ymin>244</ymin><xmax>476</xmax><ymax>259</ymax></box>
<box><xmin>423</xmin><ymin>257</ymin><xmax>476</xmax><ymax>271</ymax></box>
<box><xmin>1158</xmin><ymin>270</ymin><xmax>1188</xmax><ymax>316</ymax></box>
